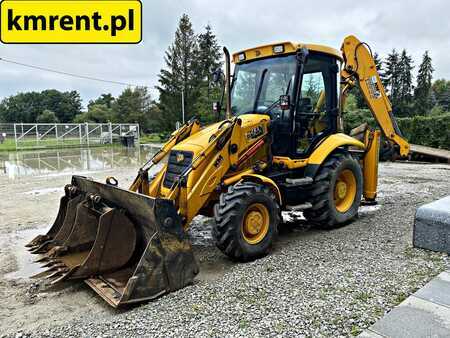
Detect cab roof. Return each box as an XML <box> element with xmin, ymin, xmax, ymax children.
<box><xmin>232</xmin><ymin>42</ymin><xmax>343</xmax><ymax>64</ymax></box>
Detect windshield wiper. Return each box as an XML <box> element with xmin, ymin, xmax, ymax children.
<box><xmin>285</xmin><ymin>78</ymin><xmax>292</xmax><ymax>95</ymax></box>
<box><xmin>253</xmin><ymin>69</ymin><xmax>268</xmax><ymax>112</ymax></box>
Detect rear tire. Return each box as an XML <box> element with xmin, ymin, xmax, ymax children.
<box><xmin>213</xmin><ymin>181</ymin><xmax>280</xmax><ymax>261</ymax></box>
<box><xmin>304</xmin><ymin>152</ymin><xmax>362</xmax><ymax>229</ymax></box>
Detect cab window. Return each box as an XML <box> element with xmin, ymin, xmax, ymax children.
<box><xmin>295</xmin><ymin>53</ymin><xmax>338</xmax><ymax>155</ymax></box>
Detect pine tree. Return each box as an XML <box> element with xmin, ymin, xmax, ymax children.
<box><xmin>196</xmin><ymin>24</ymin><xmax>222</xmax><ymax>82</ymax></box>
<box><xmin>373</xmin><ymin>52</ymin><xmax>383</xmax><ymax>72</ymax></box>
<box><xmin>383</xmin><ymin>49</ymin><xmax>402</xmax><ymax>114</ymax></box>
<box><xmin>157</xmin><ymin>14</ymin><xmax>199</xmax><ymax>131</ymax></box>
<box><xmin>414</xmin><ymin>51</ymin><xmax>434</xmax><ymax>115</ymax></box>
<box><xmin>397</xmin><ymin>49</ymin><xmax>414</xmax><ymax>116</ymax></box>
<box><xmin>194</xmin><ymin>24</ymin><xmax>223</xmax><ymax>123</ymax></box>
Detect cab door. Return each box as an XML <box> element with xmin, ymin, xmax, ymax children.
<box><xmin>291</xmin><ymin>52</ymin><xmax>339</xmax><ymax>158</ymax></box>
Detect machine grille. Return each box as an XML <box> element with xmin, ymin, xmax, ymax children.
<box><xmin>163</xmin><ymin>150</ymin><xmax>193</xmax><ymax>188</ymax></box>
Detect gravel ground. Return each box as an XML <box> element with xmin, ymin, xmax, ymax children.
<box><xmin>2</xmin><ymin>161</ymin><xmax>450</xmax><ymax>337</ymax></box>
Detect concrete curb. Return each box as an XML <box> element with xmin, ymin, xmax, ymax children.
<box><xmin>360</xmin><ymin>271</ymin><xmax>450</xmax><ymax>337</ymax></box>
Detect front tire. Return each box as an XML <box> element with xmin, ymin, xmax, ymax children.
<box><xmin>213</xmin><ymin>182</ymin><xmax>280</xmax><ymax>261</ymax></box>
<box><xmin>304</xmin><ymin>152</ymin><xmax>363</xmax><ymax>229</ymax></box>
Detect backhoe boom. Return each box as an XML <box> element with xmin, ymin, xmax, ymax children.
<box><xmin>341</xmin><ymin>35</ymin><xmax>410</xmax><ymax>157</ymax></box>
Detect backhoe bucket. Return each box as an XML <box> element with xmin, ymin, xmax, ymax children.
<box><xmin>28</xmin><ymin>175</ymin><xmax>199</xmax><ymax>307</ymax></box>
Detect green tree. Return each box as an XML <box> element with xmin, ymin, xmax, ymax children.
<box><xmin>196</xmin><ymin>24</ymin><xmax>222</xmax><ymax>83</ymax></box>
<box><xmin>73</xmin><ymin>104</ymin><xmax>113</xmax><ymax>123</ymax></box>
<box><xmin>36</xmin><ymin>109</ymin><xmax>59</xmax><ymax>123</ymax></box>
<box><xmin>397</xmin><ymin>49</ymin><xmax>414</xmax><ymax>116</ymax></box>
<box><xmin>88</xmin><ymin>93</ymin><xmax>115</xmax><ymax>109</ymax></box>
<box><xmin>0</xmin><ymin>89</ymin><xmax>82</xmax><ymax>123</ymax></box>
<box><xmin>193</xmin><ymin>24</ymin><xmax>223</xmax><ymax>123</ymax></box>
<box><xmin>432</xmin><ymin>79</ymin><xmax>450</xmax><ymax>111</ymax></box>
<box><xmin>383</xmin><ymin>49</ymin><xmax>401</xmax><ymax>111</ymax></box>
<box><xmin>157</xmin><ymin>14</ymin><xmax>200</xmax><ymax>131</ymax></box>
<box><xmin>414</xmin><ymin>51</ymin><xmax>434</xmax><ymax>115</ymax></box>
<box><xmin>344</xmin><ymin>93</ymin><xmax>358</xmax><ymax>112</ymax></box>
<box><xmin>112</xmin><ymin>86</ymin><xmax>157</xmax><ymax>133</ymax></box>
<box><xmin>0</xmin><ymin>91</ymin><xmax>43</xmax><ymax>122</ymax></box>
<box><xmin>39</xmin><ymin>89</ymin><xmax>82</xmax><ymax>122</ymax></box>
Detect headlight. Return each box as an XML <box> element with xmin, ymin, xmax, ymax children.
<box><xmin>273</xmin><ymin>45</ymin><xmax>284</xmax><ymax>54</ymax></box>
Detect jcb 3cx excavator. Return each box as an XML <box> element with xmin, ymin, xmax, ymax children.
<box><xmin>27</xmin><ymin>35</ymin><xmax>409</xmax><ymax>307</ymax></box>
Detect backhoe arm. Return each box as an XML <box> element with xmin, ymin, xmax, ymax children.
<box><xmin>341</xmin><ymin>35</ymin><xmax>410</xmax><ymax>157</ymax></box>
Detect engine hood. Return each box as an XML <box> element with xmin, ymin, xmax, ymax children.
<box><xmin>171</xmin><ymin>114</ymin><xmax>270</xmax><ymax>156</ymax></box>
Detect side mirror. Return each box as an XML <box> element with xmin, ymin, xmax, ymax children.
<box><xmin>212</xmin><ymin>69</ymin><xmax>223</xmax><ymax>83</ymax></box>
<box><xmin>280</xmin><ymin>95</ymin><xmax>290</xmax><ymax>110</ymax></box>
<box><xmin>212</xmin><ymin>101</ymin><xmax>221</xmax><ymax>114</ymax></box>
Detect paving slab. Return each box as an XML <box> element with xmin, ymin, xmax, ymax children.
<box><xmin>358</xmin><ymin>330</ymin><xmax>385</xmax><ymax>338</ymax></box>
<box><xmin>414</xmin><ymin>271</ymin><xmax>450</xmax><ymax>308</ymax></box>
<box><xmin>369</xmin><ymin>295</ymin><xmax>450</xmax><ymax>338</ymax></box>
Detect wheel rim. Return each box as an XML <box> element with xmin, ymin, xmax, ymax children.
<box><xmin>241</xmin><ymin>203</ymin><xmax>270</xmax><ymax>245</ymax></box>
<box><xmin>334</xmin><ymin>169</ymin><xmax>357</xmax><ymax>213</ymax></box>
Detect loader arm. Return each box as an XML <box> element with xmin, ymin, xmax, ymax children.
<box><xmin>130</xmin><ymin>118</ymin><xmax>201</xmax><ymax>193</ymax></box>
<box><xmin>340</xmin><ymin>35</ymin><xmax>410</xmax><ymax>157</ymax></box>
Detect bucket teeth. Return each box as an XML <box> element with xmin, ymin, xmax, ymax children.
<box><xmin>40</xmin><ymin>260</ymin><xmax>62</xmax><ymax>268</ymax></box>
<box><xmin>30</xmin><ymin>270</ymin><xmax>53</xmax><ymax>279</ymax></box>
<box><xmin>28</xmin><ymin>240</ymin><xmax>53</xmax><ymax>254</ymax></box>
<box><xmin>46</xmin><ymin>267</ymin><xmax>70</xmax><ymax>280</ymax></box>
<box><xmin>41</xmin><ymin>261</ymin><xmax>64</xmax><ymax>269</ymax></box>
<box><xmin>25</xmin><ymin>235</ymin><xmax>50</xmax><ymax>248</ymax></box>
<box><xmin>30</xmin><ymin>263</ymin><xmax>67</xmax><ymax>279</ymax></box>
<box><xmin>33</xmin><ymin>246</ymin><xmax>67</xmax><ymax>263</ymax></box>
<box><xmin>50</xmin><ymin>268</ymin><xmax>75</xmax><ymax>285</ymax></box>
<box><xmin>34</xmin><ymin>256</ymin><xmax>49</xmax><ymax>263</ymax></box>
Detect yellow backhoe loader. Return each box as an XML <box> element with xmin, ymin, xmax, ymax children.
<box><xmin>26</xmin><ymin>35</ymin><xmax>409</xmax><ymax>307</ymax></box>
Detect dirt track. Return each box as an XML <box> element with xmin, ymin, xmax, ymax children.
<box><xmin>1</xmin><ymin>161</ymin><xmax>449</xmax><ymax>336</ymax></box>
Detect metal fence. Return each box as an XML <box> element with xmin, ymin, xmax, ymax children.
<box><xmin>0</xmin><ymin>123</ymin><xmax>139</xmax><ymax>150</ymax></box>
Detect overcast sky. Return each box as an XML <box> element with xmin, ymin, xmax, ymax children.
<box><xmin>0</xmin><ymin>0</ymin><xmax>448</xmax><ymax>107</ymax></box>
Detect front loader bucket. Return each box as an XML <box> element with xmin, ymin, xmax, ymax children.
<box><xmin>29</xmin><ymin>175</ymin><xmax>199</xmax><ymax>307</ymax></box>
<box><xmin>26</xmin><ymin>184</ymin><xmax>82</xmax><ymax>250</ymax></box>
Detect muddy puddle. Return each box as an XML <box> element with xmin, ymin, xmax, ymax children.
<box><xmin>4</xmin><ymin>228</ymin><xmax>48</xmax><ymax>280</ymax></box>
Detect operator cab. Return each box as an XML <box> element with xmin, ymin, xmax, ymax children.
<box><xmin>231</xmin><ymin>42</ymin><xmax>342</xmax><ymax>159</ymax></box>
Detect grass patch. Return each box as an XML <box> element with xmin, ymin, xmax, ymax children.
<box><xmin>140</xmin><ymin>133</ymin><xmax>167</xmax><ymax>144</ymax></box>
<box><xmin>394</xmin><ymin>292</ymin><xmax>407</xmax><ymax>304</ymax></box>
<box><xmin>239</xmin><ymin>319</ymin><xmax>249</xmax><ymax>330</ymax></box>
<box><xmin>350</xmin><ymin>325</ymin><xmax>362</xmax><ymax>336</ymax></box>
<box><xmin>0</xmin><ymin>139</ymin><xmax>17</xmax><ymax>151</ymax></box>
<box><xmin>355</xmin><ymin>291</ymin><xmax>372</xmax><ymax>302</ymax></box>
<box><xmin>0</xmin><ymin>138</ymin><xmax>115</xmax><ymax>152</ymax></box>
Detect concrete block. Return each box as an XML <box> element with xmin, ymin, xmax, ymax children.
<box><xmin>370</xmin><ymin>296</ymin><xmax>450</xmax><ymax>338</ymax></box>
<box><xmin>413</xmin><ymin>196</ymin><xmax>450</xmax><ymax>253</ymax></box>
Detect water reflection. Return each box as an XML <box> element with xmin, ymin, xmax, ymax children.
<box><xmin>0</xmin><ymin>144</ymin><xmax>160</xmax><ymax>179</ymax></box>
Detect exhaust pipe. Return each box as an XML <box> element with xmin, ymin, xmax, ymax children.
<box><xmin>223</xmin><ymin>47</ymin><xmax>232</xmax><ymax>119</ymax></box>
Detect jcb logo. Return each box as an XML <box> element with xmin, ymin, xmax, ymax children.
<box><xmin>0</xmin><ymin>0</ymin><xmax>142</xmax><ymax>44</ymax></box>
<box><xmin>176</xmin><ymin>153</ymin><xmax>185</xmax><ymax>163</ymax></box>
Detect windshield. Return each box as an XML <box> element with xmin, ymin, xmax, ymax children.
<box><xmin>231</xmin><ymin>54</ymin><xmax>297</xmax><ymax>116</ymax></box>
